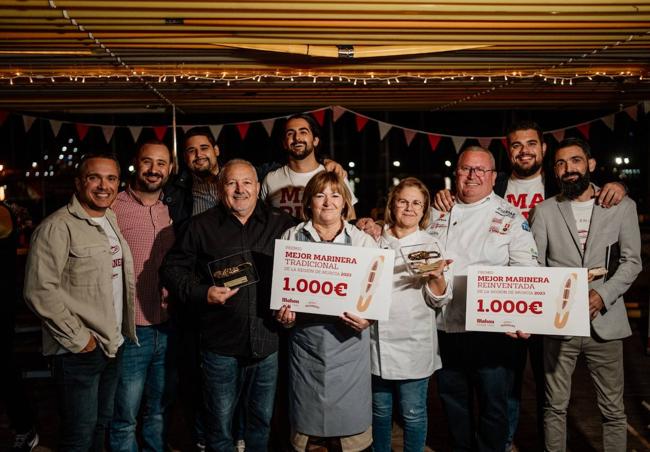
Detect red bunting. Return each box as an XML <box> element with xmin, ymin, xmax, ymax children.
<box><xmin>577</xmin><ymin>123</ymin><xmax>590</xmax><ymax>140</ymax></box>
<box><xmin>236</xmin><ymin>122</ymin><xmax>250</xmax><ymax>140</ymax></box>
<box><xmin>0</xmin><ymin>111</ymin><xmax>8</xmax><ymax>125</ymax></box>
<box><xmin>500</xmin><ymin>138</ymin><xmax>508</xmax><ymax>150</ymax></box>
<box><xmin>153</xmin><ymin>126</ymin><xmax>167</xmax><ymax>141</ymax></box>
<box><xmin>355</xmin><ymin>115</ymin><xmax>369</xmax><ymax>132</ymax></box>
<box><xmin>311</xmin><ymin>109</ymin><xmax>326</xmax><ymax>127</ymax></box>
<box><xmin>427</xmin><ymin>134</ymin><xmax>442</xmax><ymax>152</ymax></box>
<box><xmin>76</xmin><ymin>123</ymin><xmax>90</xmax><ymax>141</ymax></box>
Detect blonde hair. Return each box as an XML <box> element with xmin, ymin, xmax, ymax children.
<box><xmin>301</xmin><ymin>171</ymin><xmax>354</xmax><ymax>221</ymax></box>
<box><xmin>384</xmin><ymin>177</ymin><xmax>431</xmax><ymax>230</ymax></box>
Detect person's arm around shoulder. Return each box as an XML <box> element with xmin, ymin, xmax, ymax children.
<box><xmin>432</xmin><ymin>189</ymin><xmax>455</xmax><ymax>212</ymax></box>
<box><xmin>23</xmin><ymin>220</ymin><xmax>94</xmax><ymax>353</ymax></box>
<box><xmin>596</xmin><ymin>181</ymin><xmax>627</xmax><ymax>208</ymax></box>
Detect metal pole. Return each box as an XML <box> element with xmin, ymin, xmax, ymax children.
<box><xmin>172</xmin><ymin>106</ymin><xmax>178</xmax><ymax>174</ymax></box>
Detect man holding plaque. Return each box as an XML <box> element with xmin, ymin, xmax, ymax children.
<box><xmin>427</xmin><ymin>146</ymin><xmax>538</xmax><ymax>451</ymax></box>
<box><xmin>530</xmin><ymin>137</ymin><xmax>641</xmax><ymax>452</ymax></box>
<box><xmin>161</xmin><ymin>159</ymin><xmax>294</xmax><ymax>452</ymax></box>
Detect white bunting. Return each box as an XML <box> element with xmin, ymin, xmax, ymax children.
<box><xmin>209</xmin><ymin>125</ymin><xmax>223</xmax><ymax>141</ymax></box>
<box><xmin>102</xmin><ymin>125</ymin><xmax>115</xmax><ymax>143</ymax></box>
<box><xmin>261</xmin><ymin>118</ymin><xmax>276</xmax><ymax>137</ymax></box>
<box><xmin>377</xmin><ymin>121</ymin><xmax>392</xmax><ymax>141</ymax></box>
<box><xmin>403</xmin><ymin>128</ymin><xmax>417</xmax><ymax>146</ymax></box>
<box><xmin>601</xmin><ymin>115</ymin><xmax>615</xmax><ymax>131</ymax></box>
<box><xmin>624</xmin><ymin>105</ymin><xmax>638</xmax><ymax>121</ymax></box>
<box><xmin>23</xmin><ymin>115</ymin><xmax>36</xmax><ymax>132</ymax></box>
<box><xmin>49</xmin><ymin>119</ymin><xmax>63</xmax><ymax>137</ymax></box>
<box><xmin>181</xmin><ymin>125</ymin><xmax>194</xmax><ymax>133</ymax></box>
<box><xmin>128</xmin><ymin>126</ymin><xmax>143</xmax><ymax>142</ymax></box>
<box><xmin>451</xmin><ymin>136</ymin><xmax>466</xmax><ymax>153</ymax></box>
<box><xmin>478</xmin><ymin>137</ymin><xmax>492</xmax><ymax>149</ymax></box>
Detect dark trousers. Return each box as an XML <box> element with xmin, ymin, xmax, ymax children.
<box><xmin>437</xmin><ymin>331</ymin><xmax>515</xmax><ymax>452</ymax></box>
<box><xmin>52</xmin><ymin>346</ymin><xmax>123</xmax><ymax>452</ymax></box>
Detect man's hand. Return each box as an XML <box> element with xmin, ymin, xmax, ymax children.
<box><xmin>589</xmin><ymin>289</ymin><xmax>605</xmax><ymax>319</ymax></box>
<box><xmin>323</xmin><ymin>159</ymin><xmax>348</xmax><ymax>180</ymax></box>
<box><xmin>433</xmin><ymin>189</ymin><xmax>455</xmax><ymax>212</ymax></box>
<box><xmin>207</xmin><ymin>286</ymin><xmax>239</xmax><ymax>305</ymax></box>
<box><xmin>595</xmin><ymin>182</ymin><xmax>626</xmax><ymax>208</ymax></box>
<box><xmin>80</xmin><ymin>335</ymin><xmax>97</xmax><ymax>353</ymax></box>
<box><xmin>355</xmin><ymin>217</ymin><xmax>382</xmax><ymax>241</ymax></box>
<box><xmin>340</xmin><ymin>312</ymin><xmax>374</xmax><ymax>333</ymax></box>
<box><xmin>275</xmin><ymin>305</ymin><xmax>296</xmax><ymax>327</ymax></box>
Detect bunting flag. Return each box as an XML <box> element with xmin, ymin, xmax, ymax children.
<box><xmin>49</xmin><ymin>119</ymin><xmax>63</xmax><ymax>137</ymax></box>
<box><xmin>601</xmin><ymin>114</ymin><xmax>615</xmax><ymax>131</ymax></box>
<box><xmin>23</xmin><ymin>115</ymin><xmax>36</xmax><ymax>132</ymax></box>
<box><xmin>427</xmin><ymin>134</ymin><xmax>442</xmax><ymax>152</ymax></box>
<box><xmin>261</xmin><ymin>118</ymin><xmax>275</xmax><ymax>137</ymax></box>
<box><xmin>76</xmin><ymin>123</ymin><xmax>90</xmax><ymax>141</ymax></box>
<box><xmin>451</xmin><ymin>136</ymin><xmax>466</xmax><ymax>153</ymax></box>
<box><xmin>403</xmin><ymin>128</ymin><xmax>417</xmax><ymax>146</ymax></box>
<box><xmin>332</xmin><ymin>105</ymin><xmax>346</xmax><ymax>122</ymax></box>
<box><xmin>209</xmin><ymin>125</ymin><xmax>223</xmax><ymax>141</ymax></box>
<box><xmin>181</xmin><ymin>125</ymin><xmax>194</xmax><ymax>133</ymax></box>
<box><xmin>551</xmin><ymin>129</ymin><xmax>565</xmax><ymax>143</ymax></box>
<box><xmin>128</xmin><ymin>126</ymin><xmax>143</xmax><ymax>143</ymax></box>
<box><xmin>478</xmin><ymin>137</ymin><xmax>492</xmax><ymax>149</ymax></box>
<box><xmin>0</xmin><ymin>111</ymin><xmax>9</xmax><ymax>126</ymax></box>
<box><xmin>153</xmin><ymin>126</ymin><xmax>167</xmax><ymax>141</ymax></box>
<box><xmin>311</xmin><ymin>109</ymin><xmax>326</xmax><ymax>127</ymax></box>
<box><xmin>236</xmin><ymin>122</ymin><xmax>250</xmax><ymax>140</ymax></box>
<box><xmin>624</xmin><ymin>105</ymin><xmax>638</xmax><ymax>121</ymax></box>
<box><xmin>500</xmin><ymin>138</ymin><xmax>508</xmax><ymax>150</ymax></box>
<box><xmin>102</xmin><ymin>125</ymin><xmax>115</xmax><ymax>143</ymax></box>
<box><xmin>576</xmin><ymin>123</ymin><xmax>590</xmax><ymax>140</ymax></box>
<box><xmin>355</xmin><ymin>115</ymin><xmax>369</xmax><ymax>132</ymax></box>
<box><xmin>377</xmin><ymin>121</ymin><xmax>392</xmax><ymax>141</ymax></box>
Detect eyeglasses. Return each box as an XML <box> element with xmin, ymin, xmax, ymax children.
<box><xmin>456</xmin><ymin>166</ymin><xmax>495</xmax><ymax>177</ymax></box>
<box><xmin>396</xmin><ymin>199</ymin><xmax>424</xmax><ymax>210</ymax></box>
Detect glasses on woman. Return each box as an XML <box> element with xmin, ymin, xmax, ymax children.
<box><xmin>396</xmin><ymin>199</ymin><xmax>424</xmax><ymax>210</ymax></box>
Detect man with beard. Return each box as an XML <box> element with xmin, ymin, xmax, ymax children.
<box><xmin>530</xmin><ymin>137</ymin><xmax>641</xmax><ymax>452</ymax></box>
<box><xmin>24</xmin><ymin>153</ymin><xmax>136</xmax><ymax>451</ymax></box>
<box><xmin>110</xmin><ymin>140</ymin><xmax>176</xmax><ymax>452</ymax></box>
<box><xmin>261</xmin><ymin>114</ymin><xmax>356</xmax><ymax>219</ymax></box>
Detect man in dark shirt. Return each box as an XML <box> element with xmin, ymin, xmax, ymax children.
<box><xmin>161</xmin><ymin>159</ymin><xmax>294</xmax><ymax>452</ymax></box>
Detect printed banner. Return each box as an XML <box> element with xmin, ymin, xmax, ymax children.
<box><xmin>465</xmin><ymin>265</ymin><xmax>590</xmax><ymax>336</ymax></box>
<box><xmin>270</xmin><ymin>239</ymin><xmax>395</xmax><ymax>320</ymax></box>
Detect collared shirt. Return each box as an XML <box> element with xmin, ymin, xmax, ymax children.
<box><xmin>191</xmin><ymin>173</ymin><xmax>219</xmax><ymax>216</ymax></box>
<box><xmin>113</xmin><ymin>187</ymin><xmax>175</xmax><ymax>326</ymax></box>
<box><xmin>427</xmin><ymin>192</ymin><xmax>538</xmax><ymax>333</ymax></box>
<box><xmin>161</xmin><ymin>201</ymin><xmax>295</xmax><ymax>358</ymax></box>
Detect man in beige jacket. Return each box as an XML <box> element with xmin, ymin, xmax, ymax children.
<box><xmin>24</xmin><ymin>152</ymin><xmax>136</xmax><ymax>452</ymax></box>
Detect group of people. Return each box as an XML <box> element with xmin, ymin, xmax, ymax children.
<box><xmin>19</xmin><ymin>114</ymin><xmax>641</xmax><ymax>452</ymax></box>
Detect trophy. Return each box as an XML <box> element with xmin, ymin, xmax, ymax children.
<box><xmin>399</xmin><ymin>242</ymin><xmax>444</xmax><ymax>277</ymax></box>
<box><xmin>208</xmin><ymin>250</ymin><xmax>259</xmax><ymax>289</ymax></box>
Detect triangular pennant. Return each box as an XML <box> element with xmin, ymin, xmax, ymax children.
<box><xmin>129</xmin><ymin>126</ymin><xmax>143</xmax><ymax>142</ymax></box>
<box><xmin>643</xmin><ymin>100</ymin><xmax>650</xmax><ymax>115</ymax></box>
<box><xmin>451</xmin><ymin>136</ymin><xmax>466</xmax><ymax>153</ymax></box>
<box><xmin>76</xmin><ymin>123</ymin><xmax>90</xmax><ymax>141</ymax></box>
<box><xmin>102</xmin><ymin>125</ymin><xmax>115</xmax><ymax>143</ymax></box>
<box><xmin>601</xmin><ymin>114</ymin><xmax>615</xmax><ymax>131</ymax></box>
<box><xmin>153</xmin><ymin>126</ymin><xmax>167</xmax><ymax>141</ymax></box>
<box><xmin>577</xmin><ymin>123</ymin><xmax>590</xmax><ymax>140</ymax></box>
<box><xmin>551</xmin><ymin>130</ymin><xmax>565</xmax><ymax>143</ymax></box>
<box><xmin>500</xmin><ymin>138</ymin><xmax>508</xmax><ymax>150</ymax></box>
<box><xmin>181</xmin><ymin>125</ymin><xmax>194</xmax><ymax>133</ymax></box>
<box><xmin>261</xmin><ymin>119</ymin><xmax>275</xmax><ymax>137</ymax></box>
<box><xmin>355</xmin><ymin>115</ymin><xmax>369</xmax><ymax>132</ymax></box>
<box><xmin>0</xmin><ymin>111</ymin><xmax>9</xmax><ymax>126</ymax></box>
<box><xmin>49</xmin><ymin>119</ymin><xmax>63</xmax><ymax>137</ymax></box>
<box><xmin>427</xmin><ymin>134</ymin><xmax>442</xmax><ymax>152</ymax></box>
<box><xmin>23</xmin><ymin>115</ymin><xmax>36</xmax><ymax>132</ymax></box>
<box><xmin>332</xmin><ymin>106</ymin><xmax>346</xmax><ymax>122</ymax></box>
<box><xmin>209</xmin><ymin>125</ymin><xmax>223</xmax><ymax>141</ymax></box>
<box><xmin>377</xmin><ymin>121</ymin><xmax>392</xmax><ymax>141</ymax></box>
<box><xmin>478</xmin><ymin>137</ymin><xmax>492</xmax><ymax>149</ymax></box>
<box><xmin>236</xmin><ymin>122</ymin><xmax>250</xmax><ymax>140</ymax></box>
<box><xmin>403</xmin><ymin>129</ymin><xmax>417</xmax><ymax>146</ymax></box>
<box><xmin>311</xmin><ymin>109</ymin><xmax>326</xmax><ymax>127</ymax></box>
<box><xmin>624</xmin><ymin>105</ymin><xmax>638</xmax><ymax>121</ymax></box>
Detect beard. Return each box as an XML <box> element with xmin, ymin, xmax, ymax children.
<box><xmin>559</xmin><ymin>171</ymin><xmax>590</xmax><ymax>199</ymax></box>
<box><xmin>288</xmin><ymin>143</ymin><xmax>314</xmax><ymax>161</ymax></box>
<box><xmin>135</xmin><ymin>172</ymin><xmax>167</xmax><ymax>192</ymax></box>
<box><xmin>512</xmin><ymin>159</ymin><xmax>542</xmax><ymax>178</ymax></box>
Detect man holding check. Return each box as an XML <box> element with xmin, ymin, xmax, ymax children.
<box><xmin>529</xmin><ymin>137</ymin><xmax>641</xmax><ymax>452</ymax></box>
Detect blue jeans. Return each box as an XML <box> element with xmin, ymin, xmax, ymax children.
<box><xmin>110</xmin><ymin>323</ymin><xmax>175</xmax><ymax>452</ymax></box>
<box><xmin>201</xmin><ymin>351</ymin><xmax>278</xmax><ymax>452</ymax></box>
<box><xmin>372</xmin><ymin>375</ymin><xmax>429</xmax><ymax>452</ymax></box>
<box><xmin>52</xmin><ymin>345</ymin><xmax>123</xmax><ymax>452</ymax></box>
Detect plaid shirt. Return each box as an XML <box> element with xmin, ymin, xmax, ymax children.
<box><xmin>113</xmin><ymin>187</ymin><xmax>175</xmax><ymax>326</ymax></box>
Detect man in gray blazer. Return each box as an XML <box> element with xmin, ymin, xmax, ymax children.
<box><xmin>530</xmin><ymin>137</ymin><xmax>641</xmax><ymax>452</ymax></box>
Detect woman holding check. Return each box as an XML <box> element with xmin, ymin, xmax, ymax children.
<box><xmin>276</xmin><ymin>171</ymin><xmax>377</xmax><ymax>452</ymax></box>
<box><xmin>370</xmin><ymin>177</ymin><xmax>452</xmax><ymax>452</ymax></box>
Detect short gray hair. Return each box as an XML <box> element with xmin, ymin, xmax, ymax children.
<box><xmin>217</xmin><ymin>159</ymin><xmax>258</xmax><ymax>194</ymax></box>
<box><xmin>457</xmin><ymin>146</ymin><xmax>496</xmax><ymax>169</ymax></box>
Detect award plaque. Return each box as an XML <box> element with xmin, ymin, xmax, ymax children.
<box><xmin>399</xmin><ymin>242</ymin><xmax>444</xmax><ymax>277</ymax></box>
<box><xmin>208</xmin><ymin>250</ymin><xmax>259</xmax><ymax>289</ymax></box>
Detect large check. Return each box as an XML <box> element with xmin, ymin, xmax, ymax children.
<box><xmin>270</xmin><ymin>239</ymin><xmax>395</xmax><ymax>320</ymax></box>
<box><xmin>465</xmin><ymin>266</ymin><xmax>590</xmax><ymax>336</ymax></box>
